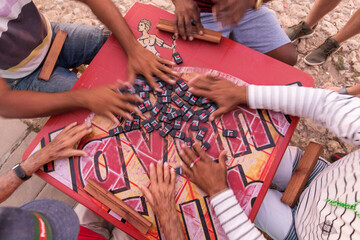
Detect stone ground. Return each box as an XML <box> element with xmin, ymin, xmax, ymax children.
<box><xmin>0</xmin><ymin>0</ymin><xmax>359</xmax><ymax>238</ymax></box>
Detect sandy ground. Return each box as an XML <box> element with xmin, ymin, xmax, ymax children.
<box><xmin>31</xmin><ymin>0</ymin><xmax>360</xmax><ymax>159</ymax></box>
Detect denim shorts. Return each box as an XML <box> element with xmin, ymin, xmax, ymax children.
<box><xmin>5</xmin><ymin>22</ymin><xmax>104</xmax><ymax>93</ymax></box>
<box><xmin>200</xmin><ymin>4</ymin><xmax>290</xmax><ymax>54</ymax></box>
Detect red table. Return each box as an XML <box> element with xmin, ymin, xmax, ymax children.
<box><xmin>23</xmin><ymin>3</ymin><xmax>314</xmax><ymax>240</ymax></box>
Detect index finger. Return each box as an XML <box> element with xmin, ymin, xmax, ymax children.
<box><xmin>193</xmin><ymin>141</ymin><xmax>212</xmax><ymax>162</ymax></box>
<box><xmin>149</xmin><ymin>163</ymin><xmax>158</xmax><ymax>185</ymax></box>
<box><xmin>144</xmin><ymin>73</ymin><xmax>161</xmax><ymax>92</ymax></box>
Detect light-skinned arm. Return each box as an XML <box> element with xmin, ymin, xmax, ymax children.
<box><xmin>0</xmin><ymin>122</ymin><xmax>91</xmax><ymax>203</ymax></box>
<box><xmin>140</xmin><ymin>162</ymin><xmax>185</xmax><ymax>240</ymax></box>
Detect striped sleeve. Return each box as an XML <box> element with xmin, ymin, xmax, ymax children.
<box><xmin>247</xmin><ymin>85</ymin><xmax>360</xmax><ymax>147</ymax></box>
<box><xmin>210</xmin><ymin>189</ymin><xmax>265</xmax><ymax>240</ymax></box>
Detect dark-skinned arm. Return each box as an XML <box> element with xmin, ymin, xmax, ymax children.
<box><xmin>78</xmin><ymin>0</ymin><xmax>177</xmax><ymax>90</ymax></box>
<box><xmin>0</xmin><ymin>77</ymin><xmax>142</xmax><ymax>124</ymax></box>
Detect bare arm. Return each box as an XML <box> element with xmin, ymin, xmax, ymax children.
<box><xmin>0</xmin><ymin>77</ymin><xmax>142</xmax><ymax>124</ymax></box>
<box><xmin>78</xmin><ymin>0</ymin><xmax>177</xmax><ymax>89</ymax></box>
<box><xmin>0</xmin><ymin>122</ymin><xmax>91</xmax><ymax>203</ymax></box>
<box><xmin>0</xmin><ymin>78</ymin><xmax>85</xmax><ymax>118</ymax></box>
<box><xmin>140</xmin><ymin>162</ymin><xmax>185</xmax><ymax>240</ymax></box>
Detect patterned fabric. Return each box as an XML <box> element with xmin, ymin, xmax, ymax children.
<box><xmin>283</xmin><ymin>148</ymin><xmax>330</xmax><ymax>240</ymax></box>
<box><xmin>210</xmin><ymin>189</ymin><xmax>265</xmax><ymax>240</ymax></box>
<box><xmin>0</xmin><ymin>0</ymin><xmax>52</xmax><ymax>79</ymax></box>
<box><xmin>248</xmin><ymin>85</ymin><xmax>360</xmax><ymax>240</ymax></box>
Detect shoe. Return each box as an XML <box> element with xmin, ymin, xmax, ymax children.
<box><xmin>304</xmin><ymin>37</ymin><xmax>340</xmax><ymax>66</ymax></box>
<box><xmin>330</xmin><ymin>152</ymin><xmax>346</xmax><ymax>162</ymax></box>
<box><xmin>286</xmin><ymin>21</ymin><xmax>316</xmax><ymax>42</ymax></box>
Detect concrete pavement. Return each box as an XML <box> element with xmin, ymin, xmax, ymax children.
<box><xmin>0</xmin><ymin>117</ymin><xmax>76</xmax><ymax>208</ymax></box>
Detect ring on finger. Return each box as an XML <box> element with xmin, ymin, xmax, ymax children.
<box><xmin>189</xmin><ymin>157</ymin><xmax>200</xmax><ymax>169</ymax></box>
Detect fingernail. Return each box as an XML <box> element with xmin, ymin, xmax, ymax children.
<box><xmin>88</xmin><ymin>128</ymin><xmax>92</xmax><ymax>132</ymax></box>
<box><xmin>189</xmin><ymin>36</ymin><xmax>194</xmax><ymax>41</ymax></box>
<box><xmin>86</xmin><ymin>122</ymin><xmax>91</xmax><ymax>127</ymax></box>
<box><xmin>199</xmin><ymin>31</ymin><xmax>204</xmax><ymax>35</ymax></box>
<box><xmin>150</xmin><ymin>163</ymin><xmax>154</xmax><ymax>167</ymax></box>
<box><xmin>84</xmin><ymin>152</ymin><xmax>89</xmax><ymax>157</ymax></box>
<box><xmin>164</xmin><ymin>162</ymin><xmax>168</xmax><ymax>167</ymax></box>
<box><xmin>182</xmin><ymin>36</ymin><xmax>186</xmax><ymax>40</ymax></box>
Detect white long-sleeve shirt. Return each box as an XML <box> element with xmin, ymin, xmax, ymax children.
<box><xmin>210</xmin><ymin>85</ymin><xmax>360</xmax><ymax>240</ymax></box>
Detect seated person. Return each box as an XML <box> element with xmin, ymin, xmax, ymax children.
<box><xmin>171</xmin><ymin>0</ymin><xmax>297</xmax><ymax>65</ymax></box>
<box><xmin>0</xmin><ymin>0</ymin><xmax>175</xmax><ymax>123</ymax></box>
<box><xmin>185</xmin><ymin>75</ymin><xmax>360</xmax><ymax>239</ymax></box>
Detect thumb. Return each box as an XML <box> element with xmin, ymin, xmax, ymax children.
<box><xmin>209</xmin><ymin>107</ymin><xmax>227</xmax><ymax>121</ymax></box>
<box><xmin>219</xmin><ymin>150</ymin><xmax>228</xmax><ymax>169</ymax></box>
<box><xmin>139</xmin><ymin>185</ymin><xmax>154</xmax><ymax>207</ymax></box>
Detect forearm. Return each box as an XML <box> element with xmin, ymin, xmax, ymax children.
<box><xmin>346</xmin><ymin>84</ymin><xmax>360</xmax><ymax>97</ymax></box>
<box><xmin>247</xmin><ymin>85</ymin><xmax>360</xmax><ymax>146</ymax></box>
<box><xmin>210</xmin><ymin>189</ymin><xmax>265</xmax><ymax>240</ymax></box>
<box><xmin>0</xmin><ymin>151</ymin><xmax>46</xmax><ymax>203</ymax></box>
<box><xmin>0</xmin><ymin>170</ymin><xmax>24</xmax><ymax>203</ymax></box>
<box><xmin>159</xmin><ymin>210</ymin><xmax>185</xmax><ymax>240</ymax></box>
<box><xmin>79</xmin><ymin>0</ymin><xmax>140</xmax><ymax>56</ymax></box>
<box><xmin>0</xmin><ymin>89</ymin><xmax>87</xmax><ymax>118</ymax></box>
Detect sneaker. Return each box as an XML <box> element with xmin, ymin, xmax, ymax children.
<box><xmin>286</xmin><ymin>21</ymin><xmax>316</xmax><ymax>42</ymax></box>
<box><xmin>304</xmin><ymin>37</ymin><xmax>340</xmax><ymax>66</ymax></box>
<box><xmin>330</xmin><ymin>152</ymin><xmax>346</xmax><ymax>162</ymax></box>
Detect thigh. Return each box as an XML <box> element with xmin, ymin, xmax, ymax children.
<box><xmin>272</xmin><ymin>146</ymin><xmax>303</xmax><ymax>192</ymax></box>
<box><xmin>51</xmin><ymin>22</ymin><xmax>104</xmax><ymax>69</ymax></box>
<box><xmin>231</xmin><ymin>5</ymin><xmax>291</xmax><ymax>54</ymax></box>
<box><xmin>110</xmin><ymin>228</ymin><xmax>135</xmax><ymax>240</ymax></box>
<box><xmin>254</xmin><ymin>189</ymin><xmax>293</xmax><ymax>240</ymax></box>
<box><xmin>74</xmin><ymin>203</ymin><xmax>113</xmax><ymax>239</ymax></box>
<box><xmin>14</xmin><ymin>66</ymin><xmax>78</xmax><ymax>92</ymax></box>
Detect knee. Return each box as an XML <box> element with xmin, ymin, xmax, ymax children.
<box><xmin>266</xmin><ymin>43</ymin><xmax>298</xmax><ymax>66</ymax></box>
<box><xmin>284</xmin><ymin>45</ymin><xmax>298</xmax><ymax>66</ymax></box>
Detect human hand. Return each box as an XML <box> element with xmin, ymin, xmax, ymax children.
<box><xmin>180</xmin><ymin>142</ymin><xmax>228</xmax><ymax>197</ymax></box>
<box><xmin>140</xmin><ymin>162</ymin><xmax>176</xmax><ymax>224</ymax></box>
<box><xmin>81</xmin><ymin>82</ymin><xmax>143</xmax><ymax>124</ymax></box>
<box><xmin>173</xmin><ymin>0</ymin><xmax>204</xmax><ymax>41</ymax></box>
<box><xmin>212</xmin><ymin>0</ymin><xmax>252</xmax><ymax>27</ymax></box>
<box><xmin>21</xmin><ymin>122</ymin><xmax>92</xmax><ymax>175</ymax></box>
<box><xmin>188</xmin><ymin>75</ymin><xmax>247</xmax><ymax>121</ymax></box>
<box><xmin>127</xmin><ymin>45</ymin><xmax>178</xmax><ymax>91</ymax></box>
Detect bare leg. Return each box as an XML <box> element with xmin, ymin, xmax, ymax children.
<box><xmin>332</xmin><ymin>8</ymin><xmax>360</xmax><ymax>44</ymax></box>
<box><xmin>305</xmin><ymin>0</ymin><xmax>342</xmax><ymax>28</ymax></box>
<box><xmin>265</xmin><ymin>42</ymin><xmax>298</xmax><ymax>66</ymax></box>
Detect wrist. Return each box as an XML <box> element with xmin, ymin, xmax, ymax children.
<box><xmin>20</xmin><ymin>150</ymin><xmax>49</xmax><ymax>176</ymax></box>
<box><xmin>124</xmin><ymin>41</ymin><xmax>143</xmax><ymax>57</ymax></box>
<box><xmin>157</xmin><ymin>204</ymin><xmax>177</xmax><ymax>224</ymax></box>
<box><xmin>235</xmin><ymin>86</ymin><xmax>247</xmax><ymax>105</ymax></box>
<box><xmin>73</xmin><ymin>89</ymin><xmax>91</xmax><ymax>110</ymax></box>
<box><xmin>208</xmin><ymin>185</ymin><xmax>229</xmax><ymax>198</ymax></box>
